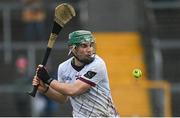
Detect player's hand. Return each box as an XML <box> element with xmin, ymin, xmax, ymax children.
<box><xmin>32</xmin><ymin>76</ymin><xmax>48</xmax><ymax>93</ymax></box>
<box><xmin>36</xmin><ymin>64</ymin><xmax>53</xmax><ymax>85</ymax></box>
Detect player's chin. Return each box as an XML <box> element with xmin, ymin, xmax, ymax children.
<box><xmin>84</xmin><ymin>56</ymin><xmax>95</xmax><ymax>63</ymax></box>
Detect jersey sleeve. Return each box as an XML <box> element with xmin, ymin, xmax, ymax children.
<box><xmin>78</xmin><ymin>60</ymin><xmax>106</xmax><ymax>87</ymax></box>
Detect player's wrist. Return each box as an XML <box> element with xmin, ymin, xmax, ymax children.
<box><xmin>42</xmin><ymin>85</ymin><xmax>49</xmax><ymax>94</ymax></box>
<box><xmin>46</xmin><ymin>78</ymin><xmax>54</xmax><ymax>85</ymax></box>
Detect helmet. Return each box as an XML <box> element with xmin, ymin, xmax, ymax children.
<box><xmin>68</xmin><ymin>30</ymin><xmax>95</xmax><ymax>46</ymax></box>
<box><xmin>68</xmin><ymin>30</ymin><xmax>96</xmax><ymax>64</ymax></box>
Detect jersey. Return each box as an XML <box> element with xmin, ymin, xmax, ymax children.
<box><xmin>57</xmin><ymin>55</ymin><xmax>119</xmax><ymax>117</ymax></box>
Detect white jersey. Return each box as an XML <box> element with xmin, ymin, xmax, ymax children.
<box><xmin>58</xmin><ymin>55</ymin><xmax>119</xmax><ymax>117</ymax></box>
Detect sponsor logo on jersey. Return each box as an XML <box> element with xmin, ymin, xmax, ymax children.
<box><xmin>62</xmin><ymin>76</ymin><xmax>72</xmax><ymax>81</ymax></box>
<box><xmin>84</xmin><ymin>71</ymin><xmax>97</xmax><ymax>79</ymax></box>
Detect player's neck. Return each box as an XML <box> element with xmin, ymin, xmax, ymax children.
<box><xmin>71</xmin><ymin>58</ymin><xmax>85</xmax><ymax>72</ymax></box>
<box><xmin>73</xmin><ymin>58</ymin><xmax>84</xmax><ymax>67</ymax></box>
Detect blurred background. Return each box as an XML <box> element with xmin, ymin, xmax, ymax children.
<box><xmin>0</xmin><ymin>0</ymin><xmax>180</xmax><ymax>117</ymax></box>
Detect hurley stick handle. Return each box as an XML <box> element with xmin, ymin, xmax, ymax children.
<box><xmin>27</xmin><ymin>3</ymin><xmax>75</xmax><ymax>97</ymax></box>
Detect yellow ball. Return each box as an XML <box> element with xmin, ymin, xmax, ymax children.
<box><xmin>132</xmin><ymin>68</ymin><xmax>142</xmax><ymax>79</ymax></box>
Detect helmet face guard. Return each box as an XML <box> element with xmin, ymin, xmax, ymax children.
<box><xmin>68</xmin><ymin>30</ymin><xmax>96</xmax><ymax>64</ymax></box>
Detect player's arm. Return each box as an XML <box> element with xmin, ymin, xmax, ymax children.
<box><xmin>34</xmin><ymin>75</ymin><xmax>92</xmax><ymax>97</ymax></box>
<box><xmin>50</xmin><ymin>79</ymin><xmax>91</xmax><ymax>96</ymax></box>
<box><xmin>36</xmin><ymin>65</ymin><xmax>94</xmax><ymax>96</ymax></box>
<box><xmin>44</xmin><ymin>85</ymin><xmax>69</xmax><ymax>103</ymax></box>
<box><xmin>32</xmin><ymin>76</ymin><xmax>68</xmax><ymax>103</ymax></box>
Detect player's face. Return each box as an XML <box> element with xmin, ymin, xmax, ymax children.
<box><xmin>75</xmin><ymin>41</ymin><xmax>96</xmax><ymax>63</ymax></box>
